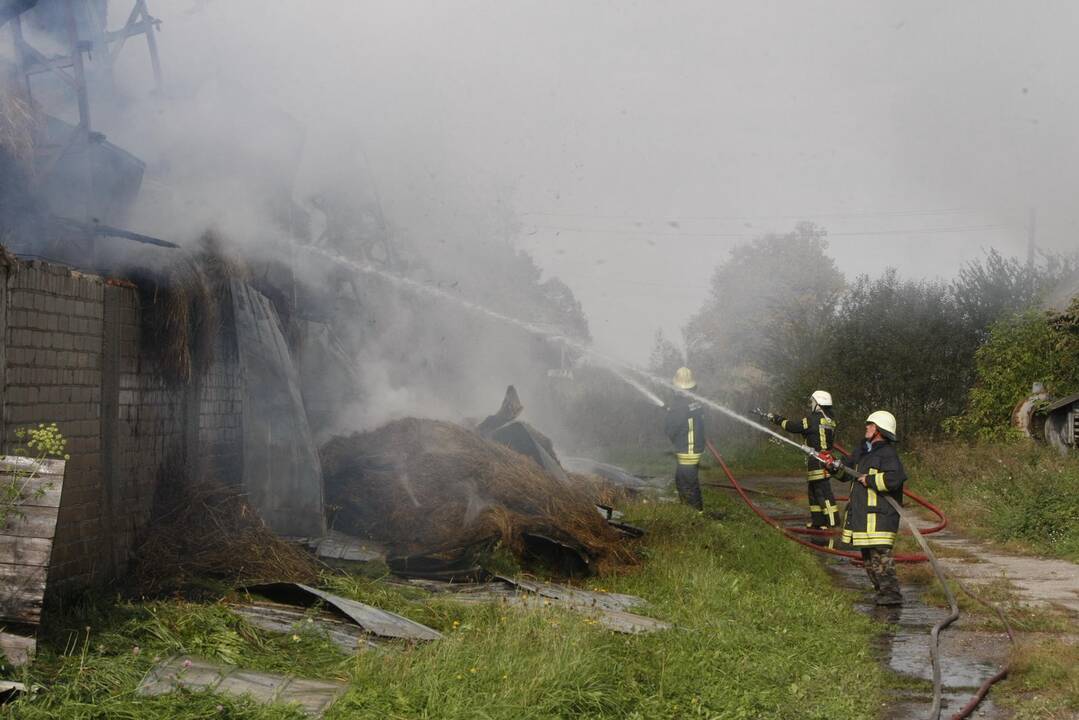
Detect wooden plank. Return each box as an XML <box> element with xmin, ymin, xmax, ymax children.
<box><xmin>0</xmin><ymin>536</ymin><xmax>53</xmax><ymax>567</ymax></box>
<box><xmin>0</xmin><ymin>505</ymin><xmax>61</xmax><ymax>539</ymax></box>
<box><xmin>0</xmin><ymin>562</ymin><xmax>48</xmax><ymax>601</ymax></box>
<box><xmin>0</xmin><ymin>455</ymin><xmax>64</xmax><ymax>631</ymax></box>
<box><xmin>0</xmin><ymin>476</ymin><xmax>62</xmax><ymax>509</ymax></box>
<box><xmin>0</xmin><ymin>631</ymin><xmax>35</xmax><ymax>667</ymax></box>
<box><xmin>0</xmin><ymin>458</ymin><xmax>66</xmax><ymax>477</ymax></box>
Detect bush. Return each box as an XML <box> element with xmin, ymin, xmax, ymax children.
<box><xmin>946</xmin><ymin>302</ymin><xmax>1079</xmax><ymax>438</ymax></box>
<box><xmin>906</xmin><ymin>441</ymin><xmax>1079</xmax><ymax>560</ymax></box>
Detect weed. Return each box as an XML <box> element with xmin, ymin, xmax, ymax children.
<box><xmin>2</xmin><ymin>490</ymin><xmax>885</xmax><ymax>719</ymax></box>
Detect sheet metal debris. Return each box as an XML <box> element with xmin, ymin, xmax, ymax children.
<box><xmin>244</xmin><ymin>582</ymin><xmax>442</xmax><ymax>641</ymax></box>
<box><xmin>137</xmin><ymin>655</ymin><xmax>345</xmax><ymax>717</ymax></box>
<box><xmin>227</xmin><ymin>601</ymin><xmax>381</xmax><ymax>654</ymax></box>
<box><xmin>310</xmin><ymin>531</ymin><xmax>386</xmax><ymax>563</ymax></box>
<box><xmin>0</xmin><ymin>680</ymin><xmax>29</xmax><ymax>704</ymax></box>
<box><xmin>402</xmin><ymin>577</ymin><xmax>671</xmax><ymax>635</ymax></box>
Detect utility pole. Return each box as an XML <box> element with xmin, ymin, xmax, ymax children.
<box><xmin>1026</xmin><ymin>207</ymin><xmax>1037</xmax><ymax>268</ymax></box>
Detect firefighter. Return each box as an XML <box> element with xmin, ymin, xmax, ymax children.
<box><xmin>841</xmin><ymin>410</ymin><xmax>906</xmax><ymax>606</ymax></box>
<box><xmin>766</xmin><ymin>391</ymin><xmax>840</xmax><ymax>529</ymax></box>
<box><xmin>664</xmin><ymin>367</ymin><xmax>705</xmax><ymax>510</ymax></box>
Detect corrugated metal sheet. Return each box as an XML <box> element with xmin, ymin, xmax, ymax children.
<box><xmin>138</xmin><ymin>655</ymin><xmax>345</xmax><ymax>717</ymax></box>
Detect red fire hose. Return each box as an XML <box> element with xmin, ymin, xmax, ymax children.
<box><xmin>705</xmin><ymin>440</ymin><xmax>943</xmax><ymax>563</ymax></box>
<box><xmin>703</xmin><ymin>439</ymin><xmax>1012</xmax><ymax>720</ymax></box>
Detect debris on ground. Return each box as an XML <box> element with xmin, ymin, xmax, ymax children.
<box><xmin>308</xmin><ymin>530</ymin><xmax>386</xmax><ymax>564</ymax></box>
<box><xmin>320</xmin><ymin>417</ymin><xmax>637</xmax><ymax>575</ymax></box>
<box><xmin>137</xmin><ymin>655</ymin><xmax>346</xmax><ymax>717</ymax></box>
<box><xmin>398</xmin><ymin>576</ymin><xmax>672</xmax><ymax>634</ymax></box>
<box><xmin>0</xmin><ymin>680</ymin><xmax>30</xmax><ymax>704</ymax></box>
<box><xmin>227</xmin><ymin>600</ymin><xmax>381</xmax><ymax>654</ymax></box>
<box><xmin>242</xmin><ymin>582</ymin><xmax>442</xmax><ymax>641</ymax></box>
<box><xmin>130</xmin><ymin>483</ymin><xmax>319</xmax><ymax>597</ymax></box>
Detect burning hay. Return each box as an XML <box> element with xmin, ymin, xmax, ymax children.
<box><xmin>130</xmin><ymin>482</ymin><xmax>319</xmax><ymax>597</ymax></box>
<box><xmin>133</xmin><ymin>233</ymin><xmax>240</xmax><ymax>385</ymax></box>
<box><xmin>321</xmin><ymin>418</ymin><xmax>637</xmax><ymax>574</ymax></box>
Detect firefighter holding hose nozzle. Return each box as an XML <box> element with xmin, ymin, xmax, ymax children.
<box><xmin>762</xmin><ymin>391</ymin><xmax>840</xmax><ymax>529</ymax></box>
<box><xmin>841</xmin><ymin>410</ymin><xmax>907</xmax><ymax>606</ymax></box>
<box><xmin>665</xmin><ymin>367</ymin><xmax>705</xmax><ymax>510</ymax></box>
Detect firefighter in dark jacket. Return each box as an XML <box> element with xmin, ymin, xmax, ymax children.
<box><xmin>767</xmin><ymin>391</ymin><xmax>840</xmax><ymax>529</ymax></box>
<box><xmin>664</xmin><ymin>367</ymin><xmax>705</xmax><ymax>510</ymax></box>
<box><xmin>842</xmin><ymin>410</ymin><xmax>906</xmax><ymax>606</ymax></box>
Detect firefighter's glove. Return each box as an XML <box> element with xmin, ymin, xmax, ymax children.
<box><xmin>818</xmin><ymin>450</ymin><xmax>843</xmax><ymax>474</ymax></box>
<box><xmin>768</xmin><ymin>413</ymin><xmax>783</xmax><ymax>426</ymax></box>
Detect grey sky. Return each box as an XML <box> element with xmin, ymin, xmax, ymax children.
<box><xmin>137</xmin><ymin>1</ymin><xmax>1079</xmax><ymax>362</ymax></box>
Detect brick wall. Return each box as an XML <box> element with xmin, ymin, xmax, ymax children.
<box><xmin>3</xmin><ymin>262</ymin><xmax>107</xmax><ymax>589</ymax></box>
<box><xmin>0</xmin><ymin>258</ymin><xmax>245</xmax><ymax>593</ymax></box>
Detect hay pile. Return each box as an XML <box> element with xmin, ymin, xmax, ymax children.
<box><xmin>130</xmin><ymin>483</ymin><xmax>319</xmax><ymax>597</ymax></box>
<box><xmin>133</xmin><ymin>232</ymin><xmax>241</xmax><ymax>385</ymax></box>
<box><xmin>321</xmin><ymin>418</ymin><xmax>636</xmax><ymax>573</ymax></box>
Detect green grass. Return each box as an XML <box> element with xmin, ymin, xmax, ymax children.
<box><xmin>2</xmin><ymin>487</ymin><xmax>885</xmax><ymax>720</ymax></box>
<box><xmin>904</xmin><ymin>440</ymin><xmax>1079</xmax><ymax>562</ymax></box>
<box><xmin>1000</xmin><ymin>637</ymin><xmax>1079</xmax><ymax>720</ymax></box>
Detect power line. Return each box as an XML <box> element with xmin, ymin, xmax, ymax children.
<box><xmin>522</xmin><ymin>207</ymin><xmax>978</xmax><ymax>223</ymax></box>
<box><xmin>524</xmin><ymin>223</ymin><xmax>1010</xmax><ymax>239</ymax></box>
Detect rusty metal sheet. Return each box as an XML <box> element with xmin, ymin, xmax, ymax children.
<box><xmin>244</xmin><ymin>583</ymin><xmax>442</xmax><ymax>642</ymax></box>
<box><xmin>228</xmin><ymin>601</ymin><xmax>381</xmax><ymax>654</ymax></box>
<box><xmin>137</xmin><ymin>655</ymin><xmax>345</xmax><ymax>718</ymax></box>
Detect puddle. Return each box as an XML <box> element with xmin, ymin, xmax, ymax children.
<box><xmin>824</xmin><ymin>557</ymin><xmax>1011</xmax><ymax>719</ymax></box>
<box><xmin>732</xmin><ymin>477</ymin><xmax>1013</xmax><ymax>719</ymax></box>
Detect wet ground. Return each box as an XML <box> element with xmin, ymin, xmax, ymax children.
<box><xmin>731</xmin><ymin>475</ymin><xmax>1019</xmax><ymax>720</ymax></box>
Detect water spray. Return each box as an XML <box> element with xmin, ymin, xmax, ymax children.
<box><xmin>303</xmin><ymin>244</ymin><xmax>823</xmax><ymax>448</ymax></box>
<box><xmin>306</xmin><ymin>245</ymin><xmax>1005</xmax><ymax>720</ymax></box>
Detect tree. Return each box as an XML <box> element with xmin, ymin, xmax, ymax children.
<box><xmin>683</xmin><ymin>223</ymin><xmax>844</xmax><ymax>410</ymax></box>
<box><xmin>647</xmin><ymin>329</ymin><xmax>685</xmax><ymax>379</ymax></box>
<box><xmin>817</xmin><ymin>270</ymin><xmax>977</xmax><ymax>436</ymax></box>
<box><xmin>952</xmin><ymin>248</ymin><xmax>1079</xmax><ymax>341</ymax></box>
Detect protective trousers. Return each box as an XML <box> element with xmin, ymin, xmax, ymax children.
<box><xmin>807</xmin><ymin>477</ymin><xmax>839</xmax><ymax>528</ymax></box>
<box><xmin>674</xmin><ymin>462</ymin><xmax>703</xmax><ymax>510</ymax></box>
<box><xmin>860</xmin><ymin>547</ymin><xmax>901</xmax><ymax>602</ymax></box>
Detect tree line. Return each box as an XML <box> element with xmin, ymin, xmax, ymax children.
<box><xmin>649</xmin><ymin>224</ymin><xmax>1079</xmax><ymax>442</ymax></box>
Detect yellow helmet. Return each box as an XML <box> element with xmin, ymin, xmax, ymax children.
<box><xmin>865</xmin><ymin>410</ymin><xmax>897</xmax><ymax>440</ymax></box>
<box><xmin>673</xmin><ymin>367</ymin><xmax>696</xmax><ymax>390</ymax></box>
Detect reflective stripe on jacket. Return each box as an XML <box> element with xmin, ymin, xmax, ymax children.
<box><xmin>778</xmin><ymin>410</ymin><xmax>836</xmax><ymax>478</ymax></box>
<box><xmin>665</xmin><ymin>394</ymin><xmax>705</xmax><ymax>465</ymax></box>
<box><xmin>841</xmin><ymin>439</ymin><xmax>907</xmax><ymax>547</ymax></box>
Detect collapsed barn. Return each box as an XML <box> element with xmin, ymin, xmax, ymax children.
<box><xmin>0</xmin><ymin>0</ymin><xmax>645</xmax><ymax>673</ymax></box>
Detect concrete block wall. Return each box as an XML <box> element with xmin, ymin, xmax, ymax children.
<box><xmin>3</xmin><ymin>261</ymin><xmax>107</xmax><ymax>589</ymax></box>
<box><xmin>0</xmin><ymin>258</ymin><xmax>245</xmax><ymax>593</ymax></box>
<box><xmin>197</xmin><ymin>326</ymin><xmax>244</xmax><ymax>486</ymax></box>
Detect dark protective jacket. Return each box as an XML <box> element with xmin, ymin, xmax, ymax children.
<box><xmin>841</xmin><ymin>439</ymin><xmax>907</xmax><ymax>548</ymax></box>
<box><xmin>665</xmin><ymin>394</ymin><xmax>705</xmax><ymax>465</ymax></box>
<box><xmin>776</xmin><ymin>410</ymin><xmax>837</xmax><ymax>480</ymax></box>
